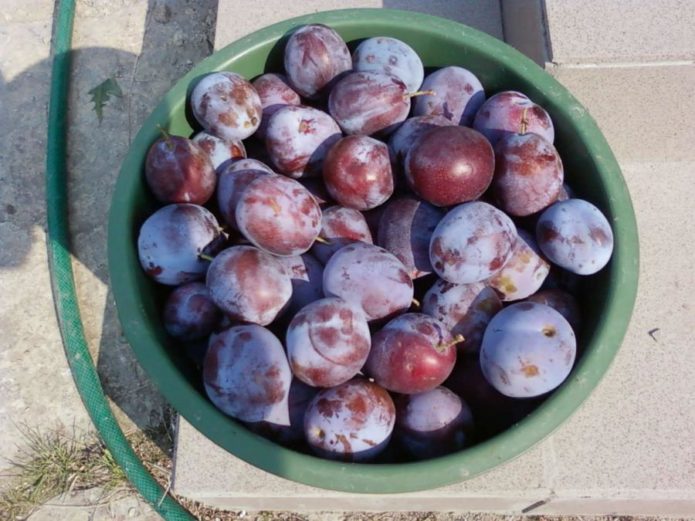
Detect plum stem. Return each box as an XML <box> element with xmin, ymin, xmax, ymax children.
<box><xmin>314</xmin><ymin>236</ymin><xmax>331</xmax><ymax>245</ymax></box>
<box><xmin>198</xmin><ymin>253</ymin><xmax>215</xmax><ymax>262</ymax></box>
<box><xmin>519</xmin><ymin>107</ymin><xmax>529</xmax><ymax>134</ymax></box>
<box><xmin>403</xmin><ymin>89</ymin><xmax>436</xmax><ymax>99</ymax></box>
<box><xmin>157</xmin><ymin>124</ymin><xmax>174</xmax><ymax>149</ymax></box>
<box><xmin>436</xmin><ymin>334</ymin><xmax>465</xmax><ymax>351</ymax></box>
<box><xmin>411</xmin><ymin>298</ymin><xmax>421</xmax><ymax>309</ymax></box>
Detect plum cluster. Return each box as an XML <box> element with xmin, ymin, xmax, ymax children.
<box><xmin>136</xmin><ymin>25</ymin><xmax>614</xmax><ymax>462</ymax></box>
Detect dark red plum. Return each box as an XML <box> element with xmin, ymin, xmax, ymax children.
<box><xmin>328</xmin><ymin>71</ymin><xmax>410</xmax><ymax>136</ymax></box>
<box><xmin>352</xmin><ymin>36</ymin><xmax>424</xmax><ymax>92</ymax></box>
<box><xmin>429</xmin><ymin>201</ymin><xmax>517</xmax><ymax>284</ymax></box>
<box><xmin>405</xmin><ymin>126</ymin><xmax>494</xmax><ymax>207</ymax></box>
<box><xmin>216</xmin><ymin>166</ymin><xmax>271</xmax><ymax>229</ymax></box>
<box><xmin>377</xmin><ymin>196</ymin><xmax>445</xmax><ymax>279</ymax></box>
<box><xmin>304</xmin><ymin>377</ymin><xmax>395</xmax><ymax>462</ymax></box>
<box><xmin>323</xmin><ymin>135</ymin><xmax>394</xmax><ymax>210</ymax></box>
<box><xmin>488</xmin><ymin>229</ymin><xmax>550</xmax><ymax>301</ymax></box>
<box><xmin>203</xmin><ymin>325</ymin><xmax>291</xmax><ymax>425</ymax></box>
<box><xmin>473</xmin><ymin>91</ymin><xmax>554</xmax><ymax>145</ymax></box>
<box><xmin>413</xmin><ymin>66</ymin><xmax>485</xmax><ymax>126</ymax></box>
<box><xmin>311</xmin><ymin>206</ymin><xmax>373</xmax><ymax>264</ymax></box>
<box><xmin>286</xmin><ymin>297</ymin><xmax>371</xmax><ymax>387</ymax></box>
<box><xmin>394</xmin><ymin>386</ymin><xmax>473</xmax><ymax>459</ymax></box>
<box><xmin>423</xmin><ymin>279</ymin><xmax>502</xmax><ymax>355</ymax></box>
<box><xmin>265</xmin><ymin>105</ymin><xmax>342</xmax><ymax>178</ymax></box>
<box><xmin>192</xmin><ymin>131</ymin><xmax>246</xmax><ymax>171</ymax></box>
<box><xmin>205</xmin><ymin>246</ymin><xmax>292</xmax><ymax>325</ymax></box>
<box><xmin>323</xmin><ymin>242</ymin><xmax>414</xmax><ymax>321</ymax></box>
<box><xmin>536</xmin><ymin>199</ymin><xmax>614</xmax><ymax>275</ymax></box>
<box><xmin>138</xmin><ymin>204</ymin><xmax>222</xmax><ymax>286</ymax></box>
<box><xmin>145</xmin><ymin>135</ymin><xmax>216</xmax><ymax>205</ymax></box>
<box><xmin>527</xmin><ymin>288</ymin><xmax>581</xmax><ymax>331</ymax></box>
<box><xmin>163</xmin><ymin>282</ymin><xmax>221</xmax><ymax>341</ymax></box>
<box><xmin>365</xmin><ymin>313</ymin><xmax>457</xmax><ymax>394</ymax></box>
<box><xmin>190</xmin><ymin>71</ymin><xmax>262</xmax><ymax>141</ymax></box>
<box><xmin>480</xmin><ymin>302</ymin><xmax>576</xmax><ymax>398</ymax></box>
<box><xmin>236</xmin><ymin>175</ymin><xmax>322</xmax><ymax>256</ymax></box>
<box><xmin>278</xmin><ymin>254</ymin><xmax>324</xmax><ymax>315</ymax></box>
<box><xmin>252</xmin><ymin>73</ymin><xmax>301</xmax><ymax>140</ymax></box>
<box><xmin>284</xmin><ymin>24</ymin><xmax>351</xmax><ymax>99</ymax></box>
<box><xmin>493</xmin><ymin>133</ymin><xmax>563</xmax><ymax>216</ymax></box>
<box><xmin>388</xmin><ymin>115</ymin><xmax>453</xmax><ymax>167</ymax></box>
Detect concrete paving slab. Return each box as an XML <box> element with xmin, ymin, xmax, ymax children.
<box><xmin>544</xmin><ymin>0</ymin><xmax>695</xmax><ymax>64</ymax></box>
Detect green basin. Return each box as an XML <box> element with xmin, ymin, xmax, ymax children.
<box><xmin>108</xmin><ymin>8</ymin><xmax>639</xmax><ymax>493</ymax></box>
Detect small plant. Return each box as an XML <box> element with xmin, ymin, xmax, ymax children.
<box><xmin>88</xmin><ymin>77</ymin><xmax>123</xmax><ymax>123</ymax></box>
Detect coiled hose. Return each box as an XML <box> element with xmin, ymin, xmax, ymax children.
<box><xmin>45</xmin><ymin>1</ymin><xmax>194</xmax><ymax>518</ymax></box>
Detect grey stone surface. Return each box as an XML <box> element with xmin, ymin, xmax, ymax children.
<box><xmin>544</xmin><ymin>0</ymin><xmax>695</xmax><ymax>64</ymax></box>
<box><xmin>500</xmin><ymin>0</ymin><xmax>550</xmax><ymax>65</ymax></box>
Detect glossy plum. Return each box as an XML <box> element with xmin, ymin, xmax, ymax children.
<box><xmin>311</xmin><ymin>205</ymin><xmax>373</xmax><ymax>264</ymax></box>
<box><xmin>413</xmin><ymin>66</ymin><xmax>485</xmax><ymax>126</ymax></box>
<box><xmin>430</xmin><ymin>201</ymin><xmax>517</xmax><ymax>284</ymax></box>
<box><xmin>480</xmin><ymin>302</ymin><xmax>577</xmax><ymax>398</ymax></box>
<box><xmin>278</xmin><ymin>254</ymin><xmax>324</xmax><ymax>315</ymax></box>
<box><xmin>394</xmin><ymin>386</ymin><xmax>473</xmax><ymax>459</ymax></box>
<box><xmin>192</xmin><ymin>131</ymin><xmax>246</xmax><ymax>171</ymax></box>
<box><xmin>216</xmin><ymin>166</ymin><xmax>271</xmax><ymax>229</ymax></box>
<box><xmin>536</xmin><ymin>199</ymin><xmax>614</xmax><ymax>275</ymax></box>
<box><xmin>287</xmin><ymin>297</ymin><xmax>371</xmax><ymax>387</ymax></box>
<box><xmin>488</xmin><ymin>229</ymin><xmax>550</xmax><ymax>301</ymax></box>
<box><xmin>377</xmin><ymin>196</ymin><xmax>444</xmax><ymax>279</ymax></box>
<box><xmin>527</xmin><ymin>288</ymin><xmax>581</xmax><ymax>331</ymax></box>
<box><xmin>145</xmin><ymin>135</ymin><xmax>216</xmax><ymax>205</ymax></box>
<box><xmin>205</xmin><ymin>246</ymin><xmax>292</xmax><ymax>325</ymax></box>
<box><xmin>138</xmin><ymin>204</ymin><xmax>222</xmax><ymax>286</ymax></box>
<box><xmin>252</xmin><ymin>73</ymin><xmax>301</xmax><ymax>139</ymax></box>
<box><xmin>323</xmin><ymin>135</ymin><xmax>394</xmax><ymax>210</ymax></box>
<box><xmin>388</xmin><ymin>114</ymin><xmax>453</xmax><ymax>167</ymax></box>
<box><xmin>323</xmin><ymin>242</ymin><xmax>414</xmax><ymax>321</ymax></box>
<box><xmin>365</xmin><ymin>313</ymin><xmax>457</xmax><ymax>394</ymax></box>
<box><xmin>328</xmin><ymin>71</ymin><xmax>410</xmax><ymax>136</ymax></box>
<box><xmin>265</xmin><ymin>105</ymin><xmax>342</xmax><ymax>178</ymax></box>
<box><xmin>190</xmin><ymin>71</ymin><xmax>262</xmax><ymax>141</ymax></box>
<box><xmin>493</xmin><ymin>133</ymin><xmax>563</xmax><ymax>216</ymax></box>
<box><xmin>405</xmin><ymin>126</ymin><xmax>494</xmax><ymax>206</ymax></box>
<box><xmin>473</xmin><ymin>91</ymin><xmax>554</xmax><ymax>145</ymax></box>
<box><xmin>203</xmin><ymin>325</ymin><xmax>291</xmax><ymax>425</ymax></box>
<box><xmin>304</xmin><ymin>377</ymin><xmax>395</xmax><ymax>462</ymax></box>
<box><xmin>284</xmin><ymin>24</ymin><xmax>351</xmax><ymax>99</ymax></box>
<box><xmin>423</xmin><ymin>279</ymin><xmax>502</xmax><ymax>355</ymax></box>
<box><xmin>163</xmin><ymin>282</ymin><xmax>221</xmax><ymax>341</ymax></box>
<box><xmin>352</xmin><ymin>36</ymin><xmax>424</xmax><ymax>92</ymax></box>
<box><xmin>236</xmin><ymin>174</ymin><xmax>322</xmax><ymax>256</ymax></box>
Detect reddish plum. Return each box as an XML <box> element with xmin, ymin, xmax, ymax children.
<box><xmin>216</xmin><ymin>166</ymin><xmax>271</xmax><ymax>229</ymax></box>
<box><xmin>388</xmin><ymin>115</ymin><xmax>453</xmax><ymax>167</ymax></box>
<box><xmin>287</xmin><ymin>297</ymin><xmax>371</xmax><ymax>387</ymax></box>
<box><xmin>480</xmin><ymin>302</ymin><xmax>576</xmax><ymax>398</ymax></box>
<box><xmin>138</xmin><ymin>204</ymin><xmax>222</xmax><ymax>286</ymax></box>
<box><xmin>226</xmin><ymin>158</ymin><xmax>274</xmax><ymax>174</ymax></box>
<box><xmin>311</xmin><ymin>205</ymin><xmax>373</xmax><ymax>264</ymax></box>
<box><xmin>265</xmin><ymin>105</ymin><xmax>342</xmax><ymax>178</ymax></box>
<box><xmin>304</xmin><ymin>377</ymin><xmax>395</xmax><ymax>462</ymax></box>
<box><xmin>163</xmin><ymin>282</ymin><xmax>221</xmax><ymax>341</ymax></box>
<box><xmin>536</xmin><ymin>199</ymin><xmax>614</xmax><ymax>275</ymax></box>
<box><xmin>323</xmin><ymin>242</ymin><xmax>414</xmax><ymax>321</ymax></box>
<box><xmin>252</xmin><ymin>73</ymin><xmax>301</xmax><ymax>139</ymax></box>
<box><xmin>413</xmin><ymin>66</ymin><xmax>485</xmax><ymax>126</ymax></box>
<box><xmin>190</xmin><ymin>71</ymin><xmax>262</xmax><ymax>141</ymax></box>
<box><xmin>473</xmin><ymin>91</ymin><xmax>554</xmax><ymax>145</ymax></box>
<box><xmin>278</xmin><ymin>254</ymin><xmax>324</xmax><ymax>315</ymax></box>
<box><xmin>430</xmin><ymin>201</ymin><xmax>517</xmax><ymax>284</ymax></box>
<box><xmin>352</xmin><ymin>36</ymin><xmax>424</xmax><ymax>92</ymax></box>
<box><xmin>365</xmin><ymin>313</ymin><xmax>457</xmax><ymax>394</ymax></box>
<box><xmin>405</xmin><ymin>126</ymin><xmax>494</xmax><ymax>206</ymax></box>
<box><xmin>145</xmin><ymin>135</ymin><xmax>216</xmax><ymax>205</ymax></box>
<box><xmin>192</xmin><ymin>131</ymin><xmax>246</xmax><ymax>171</ymax></box>
<box><xmin>323</xmin><ymin>135</ymin><xmax>394</xmax><ymax>210</ymax></box>
<box><xmin>205</xmin><ymin>246</ymin><xmax>292</xmax><ymax>325</ymax></box>
<box><xmin>203</xmin><ymin>324</ymin><xmax>291</xmax><ymax>424</ymax></box>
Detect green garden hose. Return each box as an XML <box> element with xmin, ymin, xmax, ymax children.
<box><xmin>45</xmin><ymin>1</ymin><xmax>194</xmax><ymax>518</ymax></box>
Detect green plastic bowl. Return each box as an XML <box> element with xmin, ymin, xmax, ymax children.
<box><xmin>108</xmin><ymin>8</ymin><xmax>638</xmax><ymax>493</ymax></box>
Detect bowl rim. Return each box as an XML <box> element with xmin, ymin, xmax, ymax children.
<box><xmin>108</xmin><ymin>7</ymin><xmax>639</xmax><ymax>493</ymax></box>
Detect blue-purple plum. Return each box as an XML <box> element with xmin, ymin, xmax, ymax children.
<box><xmin>473</xmin><ymin>91</ymin><xmax>554</xmax><ymax>145</ymax></box>
<box><xmin>352</xmin><ymin>36</ymin><xmax>424</xmax><ymax>92</ymax></box>
<box><xmin>536</xmin><ymin>199</ymin><xmax>614</xmax><ymax>275</ymax></box>
<box><xmin>216</xmin><ymin>166</ymin><xmax>272</xmax><ymax>229</ymax></box>
<box><xmin>311</xmin><ymin>206</ymin><xmax>373</xmax><ymax>264</ymax></box>
<box><xmin>138</xmin><ymin>203</ymin><xmax>222</xmax><ymax>286</ymax></box>
<box><xmin>480</xmin><ymin>302</ymin><xmax>576</xmax><ymax>398</ymax></box>
<box><xmin>163</xmin><ymin>282</ymin><xmax>221</xmax><ymax>341</ymax></box>
<box><xmin>192</xmin><ymin>131</ymin><xmax>246</xmax><ymax>171</ymax></box>
<box><xmin>304</xmin><ymin>377</ymin><xmax>395</xmax><ymax>462</ymax></box>
<box><xmin>413</xmin><ymin>66</ymin><xmax>485</xmax><ymax>126</ymax></box>
<box><xmin>252</xmin><ymin>73</ymin><xmax>301</xmax><ymax>140</ymax></box>
<box><xmin>526</xmin><ymin>288</ymin><xmax>581</xmax><ymax>331</ymax></box>
<box><xmin>278</xmin><ymin>254</ymin><xmax>324</xmax><ymax>315</ymax></box>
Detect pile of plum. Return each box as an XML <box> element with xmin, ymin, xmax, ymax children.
<box><xmin>137</xmin><ymin>24</ymin><xmax>614</xmax><ymax>462</ymax></box>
